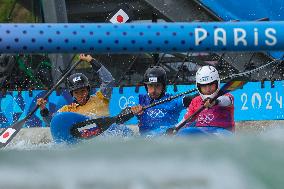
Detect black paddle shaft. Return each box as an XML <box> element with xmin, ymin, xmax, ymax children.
<box><xmin>70</xmin><ymin>60</ymin><xmax>278</xmax><ymax>138</ymax></box>
<box><xmin>172</xmin><ymin>90</ymin><xmax>223</xmax><ymax>133</ymax></box>
<box><xmin>113</xmin><ymin>59</ymin><xmax>279</xmax><ymax>121</ymax></box>
<box><xmin>25</xmin><ymin>60</ymin><xmax>82</xmax><ymax>120</ymax></box>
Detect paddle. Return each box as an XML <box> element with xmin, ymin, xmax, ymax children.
<box><xmin>0</xmin><ymin>59</ymin><xmax>82</xmax><ymax>148</ymax></box>
<box><xmin>70</xmin><ymin>59</ymin><xmax>278</xmax><ymax>139</ymax></box>
<box><xmin>70</xmin><ymin>78</ymin><xmax>246</xmax><ymax>139</ymax></box>
<box><xmin>166</xmin><ymin>77</ymin><xmax>248</xmax><ymax>135</ymax></box>
<box><xmin>70</xmin><ymin>87</ymin><xmax>199</xmax><ymax>139</ymax></box>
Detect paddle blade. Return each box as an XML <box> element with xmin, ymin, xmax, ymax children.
<box><xmin>219</xmin><ymin>78</ymin><xmax>247</xmax><ymax>95</ymax></box>
<box><xmin>0</xmin><ymin>119</ymin><xmax>26</xmax><ymax>148</ymax></box>
<box><xmin>70</xmin><ymin>117</ymin><xmax>117</xmax><ymax>139</ymax></box>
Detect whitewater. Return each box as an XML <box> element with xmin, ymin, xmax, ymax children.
<box><xmin>1</xmin><ymin>122</ymin><xmax>284</xmax><ymax>189</ymax></box>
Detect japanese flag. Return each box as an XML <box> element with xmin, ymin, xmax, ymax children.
<box><xmin>109</xmin><ymin>9</ymin><xmax>129</xmax><ymax>24</ymax></box>
<box><xmin>0</xmin><ymin>128</ymin><xmax>16</xmax><ymax>143</ymax></box>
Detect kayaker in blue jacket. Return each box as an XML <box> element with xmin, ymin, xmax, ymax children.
<box><xmin>130</xmin><ymin>66</ymin><xmax>196</xmax><ymax>136</ymax></box>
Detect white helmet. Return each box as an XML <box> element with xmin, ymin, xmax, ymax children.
<box><xmin>196</xmin><ymin>65</ymin><xmax>220</xmax><ymax>100</ymax></box>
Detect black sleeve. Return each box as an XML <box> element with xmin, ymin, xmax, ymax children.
<box><xmin>182</xmin><ymin>93</ymin><xmax>198</xmax><ymax>107</ymax></box>
<box><xmin>90</xmin><ymin>59</ymin><xmax>102</xmax><ymax>72</ymax></box>
<box><xmin>40</xmin><ymin>108</ymin><xmax>52</xmax><ymax>127</ymax></box>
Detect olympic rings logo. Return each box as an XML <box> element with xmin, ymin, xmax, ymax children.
<box><xmin>147</xmin><ymin>109</ymin><xmax>165</xmax><ymax>118</ymax></box>
<box><xmin>118</xmin><ymin>96</ymin><xmax>136</xmax><ymax>109</ymax></box>
<box><xmin>198</xmin><ymin>114</ymin><xmax>214</xmax><ymax>124</ymax></box>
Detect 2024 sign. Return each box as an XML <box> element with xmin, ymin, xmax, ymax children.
<box><xmin>240</xmin><ymin>91</ymin><xmax>282</xmax><ymax>110</ymax></box>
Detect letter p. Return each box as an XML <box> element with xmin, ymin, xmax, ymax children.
<box><xmin>195</xmin><ymin>28</ymin><xmax>208</xmax><ymax>46</ymax></box>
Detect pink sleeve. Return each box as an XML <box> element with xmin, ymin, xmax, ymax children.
<box><xmin>183</xmin><ymin>99</ymin><xmax>196</xmax><ymax>120</ymax></box>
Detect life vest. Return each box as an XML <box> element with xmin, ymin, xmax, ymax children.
<box><xmin>184</xmin><ymin>94</ymin><xmax>235</xmax><ymax>131</ymax></box>
<box><xmin>58</xmin><ymin>91</ymin><xmax>109</xmax><ymax>117</ymax></box>
<box><xmin>138</xmin><ymin>93</ymin><xmax>184</xmax><ymax>134</ymax></box>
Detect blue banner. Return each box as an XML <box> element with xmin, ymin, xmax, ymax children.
<box><xmin>0</xmin><ymin>81</ymin><xmax>284</xmax><ymax>128</ymax></box>
<box><xmin>234</xmin><ymin>81</ymin><xmax>284</xmax><ymax>120</ymax></box>
<box><xmin>0</xmin><ymin>22</ymin><xmax>284</xmax><ymax>53</ymax></box>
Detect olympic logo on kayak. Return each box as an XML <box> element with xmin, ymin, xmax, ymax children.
<box><xmin>147</xmin><ymin>109</ymin><xmax>165</xmax><ymax>118</ymax></box>
<box><xmin>198</xmin><ymin>114</ymin><xmax>214</xmax><ymax>124</ymax></box>
<box><xmin>119</xmin><ymin>96</ymin><xmax>136</xmax><ymax>109</ymax></box>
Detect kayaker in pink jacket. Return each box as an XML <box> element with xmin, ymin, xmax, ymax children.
<box><xmin>181</xmin><ymin>65</ymin><xmax>235</xmax><ymax>135</ymax></box>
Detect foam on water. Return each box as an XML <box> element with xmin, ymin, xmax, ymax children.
<box><xmin>1</xmin><ymin>127</ymin><xmax>284</xmax><ymax>189</ymax></box>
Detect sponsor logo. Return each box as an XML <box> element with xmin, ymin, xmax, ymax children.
<box><xmin>73</xmin><ymin>76</ymin><xmax>81</xmax><ymax>82</ymax></box>
<box><xmin>200</xmin><ymin>76</ymin><xmax>209</xmax><ymax>82</ymax></box>
<box><xmin>149</xmin><ymin>77</ymin><xmax>158</xmax><ymax>83</ymax></box>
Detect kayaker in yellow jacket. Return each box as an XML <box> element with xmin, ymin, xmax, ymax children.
<box><xmin>37</xmin><ymin>54</ymin><xmax>115</xmax><ymax>126</ymax></box>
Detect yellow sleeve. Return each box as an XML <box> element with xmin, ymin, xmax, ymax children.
<box><xmin>57</xmin><ymin>105</ymin><xmax>77</xmax><ymax>113</ymax></box>
<box><xmin>57</xmin><ymin>105</ymin><xmax>69</xmax><ymax>112</ymax></box>
<box><xmin>96</xmin><ymin>91</ymin><xmax>110</xmax><ymax>103</ymax></box>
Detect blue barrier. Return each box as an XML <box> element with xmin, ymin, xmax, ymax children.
<box><xmin>0</xmin><ymin>22</ymin><xmax>283</xmax><ymax>53</ymax></box>
<box><xmin>200</xmin><ymin>0</ymin><xmax>284</xmax><ymax>21</ymax></box>
<box><xmin>0</xmin><ymin>81</ymin><xmax>283</xmax><ymax>128</ymax></box>
<box><xmin>199</xmin><ymin>0</ymin><xmax>284</xmax><ymax>59</ymax></box>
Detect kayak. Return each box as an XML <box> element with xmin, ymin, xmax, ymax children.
<box><xmin>50</xmin><ymin>112</ymin><xmax>133</xmax><ymax>144</ymax></box>
<box><xmin>50</xmin><ymin>112</ymin><xmax>232</xmax><ymax>143</ymax></box>
<box><xmin>177</xmin><ymin>126</ymin><xmax>233</xmax><ymax>136</ymax></box>
<box><xmin>141</xmin><ymin>126</ymin><xmax>233</xmax><ymax>137</ymax></box>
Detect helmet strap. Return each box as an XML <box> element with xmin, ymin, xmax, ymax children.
<box><xmin>145</xmin><ymin>84</ymin><xmax>166</xmax><ymax>100</ymax></box>
<box><xmin>71</xmin><ymin>87</ymin><xmax>91</xmax><ymax>105</ymax></box>
<box><xmin>73</xmin><ymin>94</ymin><xmax>90</xmax><ymax>106</ymax></box>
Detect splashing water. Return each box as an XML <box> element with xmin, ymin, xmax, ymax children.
<box><xmin>1</xmin><ymin>125</ymin><xmax>284</xmax><ymax>189</ymax></box>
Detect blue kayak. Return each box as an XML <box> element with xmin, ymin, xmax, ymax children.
<box><xmin>50</xmin><ymin>112</ymin><xmax>232</xmax><ymax>143</ymax></box>
<box><xmin>141</xmin><ymin>126</ymin><xmax>232</xmax><ymax>137</ymax></box>
<box><xmin>141</xmin><ymin>120</ymin><xmax>233</xmax><ymax>137</ymax></box>
<box><xmin>176</xmin><ymin>126</ymin><xmax>233</xmax><ymax>136</ymax></box>
<box><xmin>50</xmin><ymin>112</ymin><xmax>133</xmax><ymax>144</ymax></box>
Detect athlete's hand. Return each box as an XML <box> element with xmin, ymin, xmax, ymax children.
<box><xmin>165</xmin><ymin>127</ymin><xmax>176</xmax><ymax>135</ymax></box>
<box><xmin>204</xmin><ymin>98</ymin><xmax>217</xmax><ymax>109</ymax></box>
<box><xmin>79</xmin><ymin>54</ymin><xmax>93</xmax><ymax>63</ymax></box>
<box><xmin>70</xmin><ymin>103</ymin><xmax>79</xmax><ymax>109</ymax></box>
<box><xmin>37</xmin><ymin>98</ymin><xmax>47</xmax><ymax>110</ymax></box>
<box><xmin>131</xmin><ymin>105</ymin><xmax>143</xmax><ymax>115</ymax></box>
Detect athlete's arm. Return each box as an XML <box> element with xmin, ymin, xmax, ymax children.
<box><xmin>182</xmin><ymin>93</ymin><xmax>198</xmax><ymax>107</ymax></box>
<box><xmin>216</xmin><ymin>95</ymin><xmax>233</xmax><ymax>107</ymax></box>
<box><xmin>40</xmin><ymin>108</ymin><xmax>52</xmax><ymax>126</ymax></box>
<box><xmin>94</xmin><ymin>61</ymin><xmax>115</xmax><ymax>99</ymax></box>
<box><xmin>37</xmin><ymin>98</ymin><xmax>51</xmax><ymax>126</ymax></box>
<box><xmin>79</xmin><ymin>54</ymin><xmax>115</xmax><ymax>99</ymax></box>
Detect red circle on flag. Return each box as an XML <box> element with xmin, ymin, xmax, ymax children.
<box><xmin>3</xmin><ymin>132</ymin><xmax>9</xmax><ymax>139</ymax></box>
<box><xmin>116</xmin><ymin>15</ymin><xmax>124</xmax><ymax>23</ymax></box>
